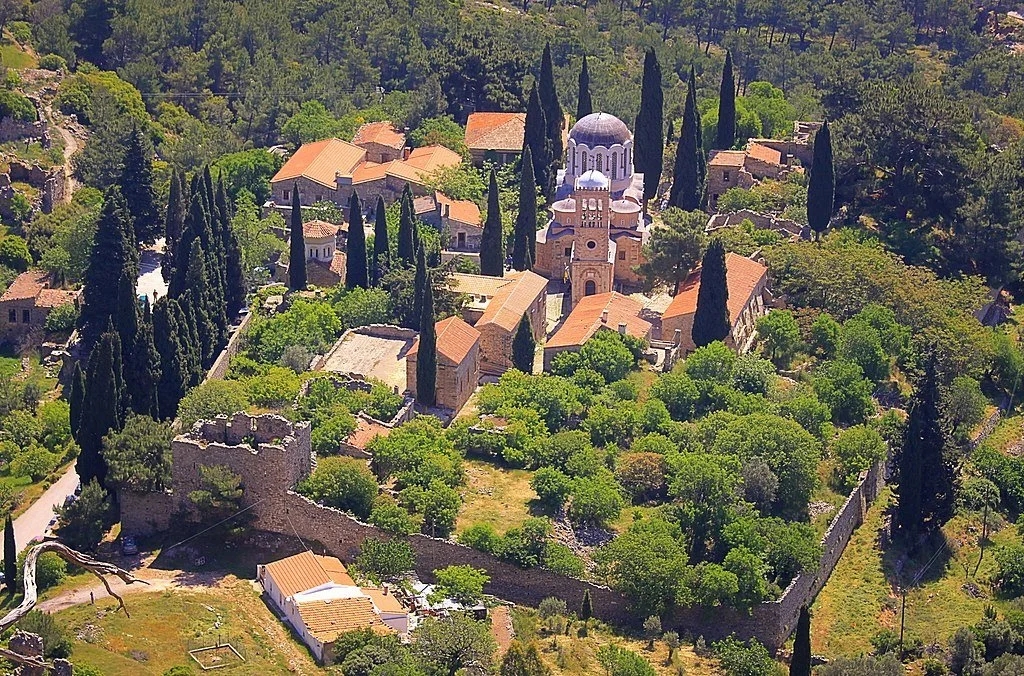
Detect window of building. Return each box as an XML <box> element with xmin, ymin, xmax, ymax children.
<box><xmin>584</xmin><ymin>280</ymin><xmax>596</xmax><ymax>296</ymax></box>
<box><xmin>596</xmin><ymin>154</ymin><xmax>602</xmax><ymax>172</ymax></box>
<box><xmin>611</xmin><ymin>152</ymin><xmax>617</xmax><ymax>179</ymax></box>
<box><xmin>618</xmin><ymin>251</ymin><xmax>626</xmax><ymax>260</ymax></box>
<box><xmin>564</xmin><ymin>247</ymin><xmax>571</xmax><ymax>256</ymax></box>
<box><xmin>457</xmin><ymin>232</ymin><xmax>466</xmax><ymax>248</ymax></box>
<box><xmin>586</xmin><ymin>240</ymin><xmax>597</xmax><ymax>250</ymax></box>
<box><xmin>7</xmin><ymin>309</ymin><xmax>14</xmax><ymax>323</ymax></box>
<box><xmin>283</xmin><ymin>190</ymin><xmax>290</xmax><ymax>201</ymax></box>
<box><xmin>723</xmin><ymin>171</ymin><xmax>731</xmax><ymax>183</ymax></box>
<box><xmin>22</xmin><ymin>309</ymin><xmax>30</xmax><ymax>323</ymax></box>
<box><xmin>581</xmin><ymin>151</ymin><xmax>588</xmax><ymax>170</ymax></box>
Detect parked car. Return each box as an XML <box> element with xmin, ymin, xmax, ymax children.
<box><xmin>45</xmin><ymin>517</ymin><xmax>58</xmax><ymax>535</ymax></box>
<box><xmin>63</xmin><ymin>494</ymin><xmax>76</xmax><ymax>508</ymax></box>
<box><xmin>121</xmin><ymin>536</ymin><xmax>138</xmax><ymax>556</ymax></box>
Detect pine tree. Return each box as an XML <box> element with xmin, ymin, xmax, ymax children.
<box><xmin>524</xmin><ymin>83</ymin><xmax>553</xmax><ymax>202</ymax></box>
<box><xmin>480</xmin><ymin>169</ymin><xmax>504</xmax><ymax>277</ymax></box>
<box><xmin>120</xmin><ymin>124</ymin><xmax>161</xmax><ymax>242</ymax></box>
<box><xmin>668</xmin><ymin>71</ymin><xmax>703</xmax><ymax>210</ymax></box>
<box><xmin>397</xmin><ymin>184</ymin><xmax>417</xmax><ymax>266</ymax></box>
<box><xmin>512</xmin><ymin>146</ymin><xmax>537</xmax><ymax>271</ymax></box>
<box><xmin>163</xmin><ymin>170</ymin><xmax>186</xmax><ymax>282</ymax></box>
<box><xmin>218</xmin><ymin>177</ymin><xmax>247</xmax><ymax>314</ymax></box>
<box><xmin>288</xmin><ymin>183</ymin><xmax>306</xmax><ymax>290</ymax></box>
<box><xmin>539</xmin><ymin>43</ymin><xmax>564</xmax><ymax>163</ymax></box>
<box><xmin>416</xmin><ymin>271</ymin><xmax>436</xmax><ymax>407</ymax></box>
<box><xmin>128</xmin><ymin>300</ymin><xmax>161</xmax><ymax>418</ymax></box>
<box><xmin>581</xmin><ymin>589</ymin><xmax>593</xmax><ymax>621</ymax></box>
<box><xmin>576</xmin><ymin>55</ymin><xmax>593</xmax><ymax>120</ymax></box>
<box><xmin>807</xmin><ymin>121</ymin><xmax>835</xmax><ymax>241</ymax></box>
<box><xmin>715</xmin><ymin>51</ymin><xmax>736</xmax><ymax>150</ymax></box>
<box><xmin>372</xmin><ymin>195</ymin><xmax>390</xmax><ymax>285</ymax></box>
<box><xmin>68</xmin><ymin>361</ymin><xmax>85</xmax><ymax>440</ymax></box>
<box><xmin>413</xmin><ymin>244</ymin><xmax>427</xmax><ymax>326</ymax></box>
<box><xmin>634</xmin><ymin>48</ymin><xmax>664</xmax><ymax>206</ymax></box>
<box><xmin>791</xmin><ymin>605</ymin><xmax>811</xmax><ymax>676</ymax></box>
<box><xmin>3</xmin><ymin>514</ymin><xmax>15</xmax><ymax>589</ymax></box>
<box><xmin>346</xmin><ymin>192</ymin><xmax>369</xmax><ymax>289</ymax></box>
<box><xmin>500</xmin><ymin>641</ymin><xmax>550</xmax><ymax>676</ymax></box>
<box><xmin>153</xmin><ymin>299</ymin><xmax>189</xmax><ymax>420</ymax></box>
<box><xmin>77</xmin><ymin>330</ymin><xmax>125</xmax><ymax>489</ymax></box>
<box><xmin>511</xmin><ymin>313</ymin><xmax>535</xmax><ymax>373</ymax></box>
<box><xmin>691</xmin><ymin>238</ymin><xmax>730</xmax><ymax>348</ymax></box>
<box><xmin>79</xmin><ymin>187</ymin><xmax>136</xmax><ymax>348</ymax></box>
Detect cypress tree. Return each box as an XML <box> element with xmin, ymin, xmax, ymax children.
<box><xmin>691</xmin><ymin>238</ymin><xmax>730</xmax><ymax>348</ymax></box>
<box><xmin>512</xmin><ymin>145</ymin><xmax>537</xmax><ymax>272</ymax></box>
<box><xmin>79</xmin><ymin>187</ymin><xmax>135</xmax><ymax>347</ymax></box>
<box><xmin>68</xmin><ymin>361</ymin><xmax>85</xmax><ymax>440</ymax></box>
<box><xmin>168</xmin><ymin>194</ymin><xmax>205</xmax><ymax>298</ymax></box>
<box><xmin>162</xmin><ymin>170</ymin><xmax>185</xmax><ymax>282</ymax></box>
<box><xmin>480</xmin><ymin>169</ymin><xmax>504</xmax><ymax>277</ymax></box>
<box><xmin>3</xmin><ymin>515</ymin><xmax>14</xmax><ymax>589</ymax></box>
<box><xmin>581</xmin><ymin>589</ymin><xmax>593</xmax><ymax>621</ymax></box>
<box><xmin>413</xmin><ymin>244</ymin><xmax>427</xmax><ymax>326</ymax></box>
<box><xmin>539</xmin><ymin>43</ymin><xmax>564</xmax><ymax>163</ymax></box>
<box><xmin>153</xmin><ymin>299</ymin><xmax>188</xmax><ymax>420</ymax></box>
<box><xmin>524</xmin><ymin>83</ymin><xmax>553</xmax><ymax>202</ymax></box>
<box><xmin>372</xmin><ymin>195</ymin><xmax>390</xmax><ymax>285</ymax></box>
<box><xmin>128</xmin><ymin>299</ymin><xmax>161</xmax><ymax>418</ymax></box>
<box><xmin>715</xmin><ymin>51</ymin><xmax>736</xmax><ymax>150</ymax></box>
<box><xmin>668</xmin><ymin>71</ymin><xmax>703</xmax><ymax>211</ymax></box>
<box><xmin>576</xmin><ymin>55</ymin><xmax>593</xmax><ymax>120</ymax></box>
<box><xmin>634</xmin><ymin>48</ymin><xmax>664</xmax><ymax>207</ymax></box>
<box><xmin>666</xmin><ymin>119</ymin><xmax>674</xmax><ymax>146</ymax></box>
<box><xmin>114</xmin><ymin>271</ymin><xmax>139</xmax><ymax>368</ymax></box>
<box><xmin>184</xmin><ymin>241</ymin><xmax>217</xmax><ymax>365</ymax></box>
<box><xmin>415</xmin><ymin>270</ymin><xmax>436</xmax><ymax>407</ymax></box>
<box><xmin>691</xmin><ymin>67</ymin><xmax>707</xmax><ymax>193</ymax></box>
<box><xmin>288</xmin><ymin>183</ymin><xmax>306</xmax><ymax>290</ymax></box>
<box><xmin>790</xmin><ymin>605</ymin><xmax>811</xmax><ymax>676</ymax></box>
<box><xmin>807</xmin><ymin>121</ymin><xmax>834</xmax><ymax>241</ymax></box>
<box><xmin>397</xmin><ymin>184</ymin><xmax>417</xmax><ymax>266</ymax></box>
<box><xmin>346</xmin><ymin>192</ymin><xmax>368</xmax><ymax>289</ymax></box>
<box><xmin>177</xmin><ymin>292</ymin><xmax>203</xmax><ymax>385</ymax></box>
<box><xmin>120</xmin><ymin>124</ymin><xmax>161</xmax><ymax>242</ymax></box>
<box><xmin>511</xmin><ymin>313</ymin><xmax>535</xmax><ymax>374</ymax></box>
<box><xmin>77</xmin><ymin>330</ymin><xmax>125</xmax><ymax>489</ymax></box>
<box><xmin>218</xmin><ymin>177</ymin><xmax>247</xmax><ymax>314</ymax></box>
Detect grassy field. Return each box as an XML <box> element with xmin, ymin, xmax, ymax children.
<box><xmin>457</xmin><ymin>458</ymin><xmax>538</xmax><ymax>536</ymax></box>
<box><xmin>54</xmin><ymin>581</ymin><xmax>321</xmax><ymax>675</ymax></box>
<box><xmin>0</xmin><ymin>43</ymin><xmax>36</xmax><ymax>69</ymax></box>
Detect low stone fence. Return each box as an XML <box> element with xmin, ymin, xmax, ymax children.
<box><xmin>204</xmin><ymin>311</ymin><xmax>254</xmax><ymax>382</ymax></box>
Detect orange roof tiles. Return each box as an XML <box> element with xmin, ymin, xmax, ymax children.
<box><xmin>413</xmin><ymin>194</ymin><xmax>437</xmax><ymax>215</ymax></box>
<box><xmin>0</xmin><ymin>270</ymin><xmax>76</xmax><ymax>307</ymax></box>
<box><xmin>547</xmin><ymin>292</ymin><xmax>651</xmax><ymax>349</ymax></box>
<box><xmin>361</xmin><ymin>587</ymin><xmax>406</xmax><ymax>614</ymax></box>
<box><xmin>272</xmin><ymin>138</ymin><xmax>366</xmax><ymax>189</ymax></box>
<box><xmin>449</xmin><ymin>273</ymin><xmax>515</xmax><ymax>298</ymax></box>
<box><xmin>409</xmin><ymin>315</ymin><xmax>480</xmax><ymax>365</ymax></box>
<box><xmin>346</xmin><ymin>416</ymin><xmax>391</xmax><ymax>450</ymax></box>
<box><xmin>436</xmin><ymin>192</ymin><xmax>481</xmax><ymax>226</ymax></box>
<box><xmin>296</xmin><ymin>597</ymin><xmax>391</xmax><ymax>642</ymax></box>
<box><xmin>662</xmin><ymin>252</ymin><xmax>768</xmax><ymax>323</ymax></box>
<box><xmin>386</xmin><ymin>146</ymin><xmax>463</xmax><ymax>184</ymax></box>
<box><xmin>262</xmin><ymin>551</ymin><xmax>355</xmax><ymax>598</ymax></box>
<box><xmin>465</xmin><ymin>112</ymin><xmax>526</xmax><ymax>152</ymax></box>
<box><xmin>708</xmin><ymin>150</ymin><xmax>747</xmax><ymax>168</ymax></box>
<box><xmin>477</xmin><ymin>270</ymin><xmax>548</xmax><ymax>332</ymax></box>
<box><xmin>352</xmin><ymin>122</ymin><xmax>406</xmax><ymax>150</ymax></box>
<box><xmin>303</xmin><ymin>220</ymin><xmax>339</xmax><ymax>239</ymax></box>
<box><xmin>352</xmin><ymin>161</ymin><xmax>393</xmax><ymax>184</ymax></box>
<box><xmin>746</xmin><ymin>142</ymin><xmax>783</xmax><ymax>166</ymax></box>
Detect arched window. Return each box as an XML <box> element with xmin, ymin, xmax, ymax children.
<box><xmin>611</xmin><ymin>152</ymin><xmax>617</xmax><ymax>179</ymax></box>
<box><xmin>596</xmin><ymin>153</ymin><xmax>602</xmax><ymax>172</ymax></box>
<box><xmin>581</xmin><ymin>151</ymin><xmax>588</xmax><ymax>171</ymax></box>
<box><xmin>584</xmin><ymin>280</ymin><xmax>596</xmax><ymax>296</ymax></box>
<box><xmin>589</xmin><ymin>199</ymin><xmax>597</xmax><ymax>210</ymax></box>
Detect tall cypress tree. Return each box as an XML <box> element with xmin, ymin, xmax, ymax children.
<box><xmin>184</xmin><ymin>241</ymin><xmax>217</xmax><ymax>366</ymax></box>
<box><xmin>691</xmin><ymin>238</ymin><xmax>730</xmax><ymax>348</ymax></box>
<box><xmin>512</xmin><ymin>145</ymin><xmax>537</xmax><ymax>272</ymax></box>
<box><xmin>715</xmin><ymin>51</ymin><xmax>736</xmax><ymax>150</ymax></box>
<box><xmin>114</xmin><ymin>272</ymin><xmax>138</xmax><ymax>371</ymax></box>
<box><xmin>168</xmin><ymin>194</ymin><xmax>206</xmax><ymax>298</ymax></box>
<box><xmin>666</xmin><ymin>119</ymin><xmax>675</xmax><ymax>146</ymax></box>
<box><xmin>346</xmin><ymin>192</ymin><xmax>369</xmax><ymax>289</ymax></box>
<box><xmin>807</xmin><ymin>121</ymin><xmax>835</xmax><ymax>241</ymax></box>
<box><xmin>576</xmin><ymin>55</ymin><xmax>593</xmax><ymax>120</ymax></box>
<box><xmin>120</xmin><ymin>124</ymin><xmax>161</xmax><ymax>242</ymax></box>
<box><xmin>153</xmin><ymin>298</ymin><xmax>189</xmax><ymax>420</ymax></box>
<box><xmin>691</xmin><ymin>67</ymin><xmax>707</xmax><ymax>193</ymax></box>
<box><xmin>791</xmin><ymin>605</ymin><xmax>811</xmax><ymax>676</ymax></box>
<box><xmin>397</xmin><ymin>184</ymin><xmax>417</xmax><ymax>266</ymax></box>
<box><xmin>372</xmin><ymin>195</ymin><xmax>390</xmax><ymax>285</ymax></box>
<box><xmin>539</xmin><ymin>43</ymin><xmax>564</xmax><ymax>163</ymax></box>
<box><xmin>217</xmin><ymin>177</ymin><xmax>247</xmax><ymax>314</ymax></box>
<box><xmin>581</xmin><ymin>589</ymin><xmax>593</xmax><ymax>621</ymax></box>
<box><xmin>416</xmin><ymin>270</ymin><xmax>436</xmax><ymax>407</ymax></box>
<box><xmin>128</xmin><ymin>300</ymin><xmax>161</xmax><ymax>418</ymax></box>
<box><xmin>634</xmin><ymin>48</ymin><xmax>664</xmax><ymax>207</ymax></box>
<box><xmin>77</xmin><ymin>330</ymin><xmax>124</xmax><ymax>489</ymax></box>
<box><xmin>480</xmin><ymin>169</ymin><xmax>504</xmax><ymax>277</ymax></box>
<box><xmin>162</xmin><ymin>170</ymin><xmax>185</xmax><ymax>282</ymax></box>
<box><xmin>176</xmin><ymin>293</ymin><xmax>203</xmax><ymax>386</ymax></box>
<box><xmin>3</xmin><ymin>515</ymin><xmax>14</xmax><ymax>589</ymax></box>
<box><xmin>413</xmin><ymin>244</ymin><xmax>427</xmax><ymax>326</ymax></box>
<box><xmin>668</xmin><ymin>71</ymin><xmax>703</xmax><ymax>211</ymax></box>
<box><xmin>68</xmin><ymin>361</ymin><xmax>85</xmax><ymax>440</ymax></box>
<box><xmin>511</xmin><ymin>313</ymin><xmax>535</xmax><ymax>374</ymax></box>
<box><xmin>288</xmin><ymin>183</ymin><xmax>306</xmax><ymax>290</ymax></box>
<box><xmin>79</xmin><ymin>187</ymin><xmax>136</xmax><ymax>348</ymax></box>
<box><xmin>524</xmin><ymin>83</ymin><xmax>553</xmax><ymax>202</ymax></box>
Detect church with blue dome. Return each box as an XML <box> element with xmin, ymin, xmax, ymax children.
<box><xmin>534</xmin><ymin>112</ymin><xmax>650</xmax><ymax>308</ymax></box>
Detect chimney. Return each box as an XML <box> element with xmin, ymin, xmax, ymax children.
<box><xmin>617</xmin><ymin>322</ymin><xmax>627</xmax><ymax>335</ymax></box>
<box><xmin>673</xmin><ymin>328</ymin><xmax>682</xmax><ymax>346</ymax></box>
<box><xmin>403</xmin><ymin>147</ymin><xmax>412</xmax><ymax>160</ymax></box>
<box><xmin>601</xmin><ymin>309</ymin><xmax>608</xmax><ymax>323</ymax></box>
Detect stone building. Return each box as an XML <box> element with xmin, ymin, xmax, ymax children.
<box><xmin>414</xmin><ymin>192</ymin><xmax>483</xmax><ymax>252</ymax></box>
<box><xmin>543</xmin><ymin>291</ymin><xmax>651</xmax><ymax>370</ymax></box>
<box><xmin>660</xmin><ymin>252</ymin><xmax>769</xmax><ymax>354</ymax></box>
<box><xmin>351</xmin><ymin>122</ymin><xmax>406</xmax><ymax>164</ymax></box>
<box><xmin>534</xmin><ymin>113</ymin><xmax>649</xmax><ymax>308</ymax></box>
<box><xmin>449</xmin><ymin>271</ymin><xmax>547</xmax><ymax>375</ymax></box>
<box><xmin>406</xmin><ymin>316</ymin><xmax>481</xmax><ymax>412</ymax></box>
<box><xmin>706</xmin><ymin>141</ymin><xmax>805</xmax><ymax>210</ymax></box>
<box><xmin>464</xmin><ymin>112</ymin><xmax>526</xmax><ymax>167</ymax></box>
<box><xmin>0</xmin><ymin>270</ymin><xmax>79</xmax><ymax>344</ymax></box>
<box><xmin>272</xmin><ymin>219</ymin><xmax>346</xmax><ymax>288</ymax></box>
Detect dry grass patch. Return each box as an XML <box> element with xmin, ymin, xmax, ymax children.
<box><xmin>457</xmin><ymin>459</ymin><xmax>538</xmax><ymax>536</ymax></box>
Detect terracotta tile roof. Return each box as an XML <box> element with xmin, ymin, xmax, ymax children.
<box><xmin>346</xmin><ymin>416</ymin><xmax>391</xmax><ymax>450</ymax></box>
<box><xmin>0</xmin><ymin>270</ymin><xmax>77</xmax><ymax>307</ymax></box>
<box><xmin>465</xmin><ymin>112</ymin><xmax>526</xmax><ymax>152</ymax></box>
<box><xmin>386</xmin><ymin>146</ymin><xmax>463</xmax><ymax>184</ymax></box>
<box><xmin>303</xmin><ymin>220</ymin><xmax>339</xmax><ymax>239</ymax></box>
<box><xmin>262</xmin><ymin>551</ymin><xmax>355</xmax><ymax>598</ymax></box>
<box><xmin>408</xmin><ymin>315</ymin><xmax>480</xmax><ymax>365</ymax></box>
<box><xmin>662</xmin><ymin>252</ymin><xmax>768</xmax><ymax>323</ymax></box>
<box><xmin>36</xmin><ymin>288</ymin><xmax>78</xmax><ymax>308</ymax></box>
<box><xmin>296</xmin><ymin>597</ymin><xmax>391</xmax><ymax>642</ymax></box>
<box><xmin>477</xmin><ymin>270</ymin><xmax>547</xmax><ymax>332</ymax></box>
<box><xmin>449</xmin><ymin>273</ymin><xmax>516</xmax><ymax>298</ymax></box>
<box><xmin>413</xmin><ymin>194</ymin><xmax>438</xmax><ymax>215</ymax></box>
<box><xmin>352</xmin><ymin>122</ymin><xmax>405</xmax><ymax>150</ymax></box>
<box><xmin>708</xmin><ymin>150</ymin><xmax>747</xmax><ymax>168</ymax></box>
<box><xmin>436</xmin><ymin>192</ymin><xmax>481</xmax><ymax>227</ymax></box>
<box><xmin>547</xmin><ymin>292</ymin><xmax>651</xmax><ymax>349</ymax></box>
<box><xmin>361</xmin><ymin>587</ymin><xmax>406</xmax><ymax>614</ymax></box>
<box><xmin>351</xmin><ymin>161</ymin><xmax>392</xmax><ymax>184</ymax></box>
<box><xmin>272</xmin><ymin>138</ymin><xmax>366</xmax><ymax>189</ymax></box>
<box><xmin>746</xmin><ymin>142</ymin><xmax>783</xmax><ymax>166</ymax></box>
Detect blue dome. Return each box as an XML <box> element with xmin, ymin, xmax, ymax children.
<box><xmin>569</xmin><ymin>113</ymin><xmax>631</xmax><ymax>147</ymax></box>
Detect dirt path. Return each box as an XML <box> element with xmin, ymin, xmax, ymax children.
<box><xmin>37</xmin><ymin>567</ymin><xmax>227</xmax><ymax>614</ymax></box>
<box><xmin>491</xmin><ymin>605</ymin><xmax>514</xmax><ymax>654</ymax></box>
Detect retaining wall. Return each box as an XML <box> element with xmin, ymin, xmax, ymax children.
<box><xmin>204</xmin><ymin>311</ymin><xmax>254</xmax><ymax>382</ymax></box>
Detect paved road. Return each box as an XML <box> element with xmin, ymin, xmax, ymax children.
<box><xmin>136</xmin><ymin>238</ymin><xmax>167</xmax><ymax>304</ymax></box>
<box><xmin>2</xmin><ymin>466</ymin><xmax>79</xmax><ymax>554</ymax></box>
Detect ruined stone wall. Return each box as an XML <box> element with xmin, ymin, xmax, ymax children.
<box><xmin>119</xmin><ymin>490</ymin><xmax>175</xmax><ymax>535</ymax></box>
<box><xmin>204</xmin><ymin>311</ymin><xmax>253</xmax><ymax>382</ymax></box>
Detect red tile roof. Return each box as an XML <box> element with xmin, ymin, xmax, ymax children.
<box><xmin>262</xmin><ymin>552</ymin><xmax>355</xmax><ymax>599</ymax></box>
<box><xmin>662</xmin><ymin>252</ymin><xmax>768</xmax><ymax>323</ymax></box>
<box><xmin>346</xmin><ymin>416</ymin><xmax>392</xmax><ymax>450</ymax></box>
<box><xmin>272</xmin><ymin>138</ymin><xmax>366</xmax><ymax>189</ymax></box>
<box><xmin>746</xmin><ymin>142</ymin><xmax>783</xmax><ymax>166</ymax></box>
<box><xmin>351</xmin><ymin>161</ymin><xmax>392</xmax><ymax>184</ymax></box>
<box><xmin>708</xmin><ymin>150</ymin><xmax>747</xmax><ymax>168</ymax></box>
<box><xmin>436</xmin><ymin>192</ymin><xmax>481</xmax><ymax>227</ymax></box>
<box><xmin>547</xmin><ymin>292</ymin><xmax>651</xmax><ymax>349</ymax></box>
<box><xmin>352</xmin><ymin>122</ymin><xmax>406</xmax><ymax>150</ymax></box>
<box><xmin>408</xmin><ymin>315</ymin><xmax>480</xmax><ymax>365</ymax></box>
<box><xmin>297</xmin><ymin>597</ymin><xmax>392</xmax><ymax>642</ymax></box>
<box><xmin>386</xmin><ymin>146</ymin><xmax>462</xmax><ymax>184</ymax></box>
<box><xmin>465</xmin><ymin>112</ymin><xmax>526</xmax><ymax>152</ymax></box>
<box><xmin>303</xmin><ymin>220</ymin><xmax>339</xmax><ymax>239</ymax></box>
<box><xmin>477</xmin><ymin>270</ymin><xmax>547</xmax><ymax>333</ymax></box>
<box><xmin>0</xmin><ymin>270</ymin><xmax>77</xmax><ymax>307</ymax></box>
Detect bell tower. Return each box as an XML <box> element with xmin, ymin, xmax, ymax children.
<box><xmin>570</xmin><ymin>171</ymin><xmax>615</xmax><ymax>307</ymax></box>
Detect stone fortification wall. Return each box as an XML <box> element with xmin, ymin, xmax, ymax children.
<box><xmin>204</xmin><ymin>311</ymin><xmax>253</xmax><ymax>382</ymax></box>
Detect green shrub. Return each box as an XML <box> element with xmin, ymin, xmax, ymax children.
<box><xmin>18</xmin><ymin>610</ymin><xmax>71</xmax><ymax>658</ymax></box>
<box><xmin>8</xmin><ymin>22</ymin><xmax>32</xmax><ymax>45</ymax></box>
<box><xmin>296</xmin><ymin>457</ymin><xmax>378</xmax><ymax>520</ymax></box>
<box><xmin>0</xmin><ymin>90</ymin><xmax>35</xmax><ymax>122</ymax></box>
<box><xmin>38</xmin><ymin>54</ymin><xmax>68</xmax><ymax>72</ymax></box>
<box><xmin>997</xmin><ymin>544</ymin><xmax>1024</xmax><ymax>597</ymax></box>
<box><xmin>44</xmin><ymin>302</ymin><xmax>78</xmax><ymax>333</ymax></box>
